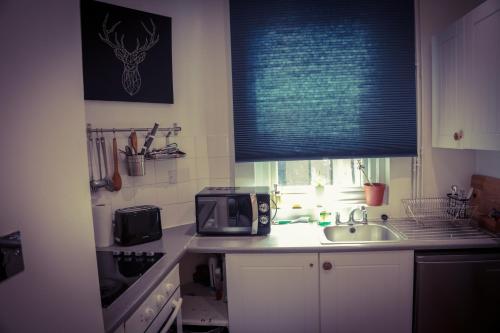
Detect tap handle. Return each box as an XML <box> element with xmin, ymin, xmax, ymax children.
<box><xmin>360</xmin><ymin>205</ymin><xmax>368</xmax><ymax>223</ymax></box>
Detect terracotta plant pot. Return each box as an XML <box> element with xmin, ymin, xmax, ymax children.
<box><xmin>364</xmin><ymin>183</ymin><xmax>386</xmax><ymax>206</ymax></box>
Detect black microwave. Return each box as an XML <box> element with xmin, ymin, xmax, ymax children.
<box><xmin>195</xmin><ymin>187</ymin><xmax>271</xmax><ymax>236</ymax></box>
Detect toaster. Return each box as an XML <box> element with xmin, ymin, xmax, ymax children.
<box><xmin>113</xmin><ymin>205</ymin><xmax>162</xmax><ymax>246</ymax></box>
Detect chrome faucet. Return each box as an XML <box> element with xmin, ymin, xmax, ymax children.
<box><xmin>349</xmin><ymin>205</ymin><xmax>368</xmax><ymax>224</ymax></box>
<box><xmin>336</xmin><ymin>206</ymin><xmax>368</xmax><ymax>225</ymax></box>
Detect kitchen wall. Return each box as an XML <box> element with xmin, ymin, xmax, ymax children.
<box><xmin>0</xmin><ymin>0</ymin><xmax>104</xmax><ymax>332</ymax></box>
<box><xmin>476</xmin><ymin>151</ymin><xmax>500</xmax><ymax>178</ymax></box>
<box><xmin>87</xmin><ymin>0</ymin><xmax>233</xmax><ymax>228</ymax></box>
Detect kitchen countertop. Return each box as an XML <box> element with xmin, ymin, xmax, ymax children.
<box><xmin>100</xmin><ymin>219</ymin><xmax>500</xmax><ymax>332</ymax></box>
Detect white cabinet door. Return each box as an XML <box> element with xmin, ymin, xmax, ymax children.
<box><xmin>464</xmin><ymin>0</ymin><xmax>500</xmax><ymax>150</ymax></box>
<box><xmin>320</xmin><ymin>251</ymin><xmax>413</xmax><ymax>333</ymax></box>
<box><xmin>226</xmin><ymin>253</ymin><xmax>319</xmax><ymax>333</ymax></box>
<box><xmin>432</xmin><ymin>19</ymin><xmax>466</xmax><ymax>148</ymax></box>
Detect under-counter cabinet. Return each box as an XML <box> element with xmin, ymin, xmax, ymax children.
<box><xmin>320</xmin><ymin>251</ymin><xmax>414</xmax><ymax>333</ymax></box>
<box><xmin>432</xmin><ymin>0</ymin><xmax>500</xmax><ymax>150</ymax></box>
<box><xmin>226</xmin><ymin>251</ymin><xmax>413</xmax><ymax>333</ymax></box>
<box><xmin>226</xmin><ymin>253</ymin><xmax>319</xmax><ymax>333</ymax></box>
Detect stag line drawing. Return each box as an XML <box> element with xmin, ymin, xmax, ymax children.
<box><xmin>98</xmin><ymin>13</ymin><xmax>160</xmax><ymax>96</ymax></box>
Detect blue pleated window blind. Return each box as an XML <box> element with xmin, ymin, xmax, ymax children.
<box><xmin>230</xmin><ymin>0</ymin><xmax>417</xmax><ymax>162</ymax></box>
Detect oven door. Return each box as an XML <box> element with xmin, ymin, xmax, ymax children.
<box><xmin>145</xmin><ymin>288</ymin><xmax>183</xmax><ymax>333</ymax></box>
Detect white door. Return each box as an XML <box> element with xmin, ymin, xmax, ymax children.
<box><xmin>432</xmin><ymin>19</ymin><xmax>466</xmax><ymax>148</ymax></box>
<box><xmin>320</xmin><ymin>251</ymin><xmax>413</xmax><ymax>333</ymax></box>
<box><xmin>226</xmin><ymin>253</ymin><xmax>319</xmax><ymax>333</ymax></box>
<box><xmin>464</xmin><ymin>0</ymin><xmax>500</xmax><ymax>150</ymax></box>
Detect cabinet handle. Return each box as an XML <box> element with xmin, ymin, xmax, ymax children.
<box><xmin>309</xmin><ymin>263</ymin><xmax>314</xmax><ymax>268</ymax></box>
<box><xmin>453</xmin><ymin>130</ymin><xmax>463</xmax><ymax>141</ymax></box>
<box><xmin>323</xmin><ymin>262</ymin><xmax>333</xmax><ymax>270</ymax></box>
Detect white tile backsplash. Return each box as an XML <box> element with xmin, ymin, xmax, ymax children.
<box><xmin>134</xmin><ymin>185</ymin><xmax>158</xmax><ymax>206</ymax></box>
<box><xmin>155</xmin><ymin>159</ymin><xmax>177</xmax><ymax>183</ymax></box>
<box><xmin>195</xmin><ymin>136</ymin><xmax>208</xmax><ymax>157</ymax></box>
<box><xmin>110</xmin><ymin>187</ymin><xmax>136</xmax><ymax>211</ymax></box>
<box><xmin>178</xmin><ymin>201</ymin><xmax>196</xmax><ymax>224</ymax></box>
<box><xmin>155</xmin><ymin>183</ymin><xmax>178</xmax><ymax>205</ymax></box>
<box><xmin>207</xmin><ymin>135</ymin><xmax>229</xmax><ymax>157</ymax></box>
<box><xmin>197</xmin><ymin>178</ymin><xmax>210</xmax><ymax>190</ymax></box>
<box><xmin>209</xmin><ymin>157</ymin><xmax>230</xmax><ymax>179</ymax></box>
<box><xmin>209</xmin><ymin>178</ymin><xmax>231</xmax><ymax>187</ymax></box>
<box><xmin>195</xmin><ymin>158</ymin><xmax>210</xmax><ymax>178</ymax></box>
<box><xmin>177</xmin><ymin>180</ymin><xmax>198</xmax><ymax>203</ymax></box>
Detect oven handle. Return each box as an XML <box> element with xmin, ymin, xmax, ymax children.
<box><xmin>159</xmin><ymin>297</ymin><xmax>183</xmax><ymax>333</ymax></box>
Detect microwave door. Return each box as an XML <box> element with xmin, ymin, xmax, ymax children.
<box><xmin>197</xmin><ymin>198</ymin><xmax>219</xmax><ymax>231</ymax></box>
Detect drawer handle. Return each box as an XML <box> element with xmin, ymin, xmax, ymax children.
<box><xmin>453</xmin><ymin>130</ymin><xmax>463</xmax><ymax>141</ymax></box>
<box><xmin>323</xmin><ymin>261</ymin><xmax>333</xmax><ymax>271</ymax></box>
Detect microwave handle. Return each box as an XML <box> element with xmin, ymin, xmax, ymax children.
<box><xmin>250</xmin><ymin>193</ymin><xmax>259</xmax><ymax>235</ymax></box>
<box><xmin>159</xmin><ymin>297</ymin><xmax>183</xmax><ymax>333</ymax></box>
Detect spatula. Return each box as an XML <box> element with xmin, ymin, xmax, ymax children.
<box><xmin>112</xmin><ymin>136</ymin><xmax>122</xmax><ymax>191</ymax></box>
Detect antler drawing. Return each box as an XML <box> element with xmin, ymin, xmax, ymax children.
<box><xmin>98</xmin><ymin>13</ymin><xmax>160</xmax><ymax>96</ymax></box>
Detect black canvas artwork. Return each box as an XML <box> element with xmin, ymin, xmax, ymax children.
<box><xmin>80</xmin><ymin>0</ymin><xmax>173</xmax><ymax>103</ymax></box>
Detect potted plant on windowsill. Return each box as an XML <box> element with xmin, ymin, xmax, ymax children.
<box><xmin>357</xmin><ymin>160</ymin><xmax>386</xmax><ymax>206</ymax></box>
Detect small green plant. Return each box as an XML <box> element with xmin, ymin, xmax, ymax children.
<box><xmin>356</xmin><ymin>160</ymin><xmax>374</xmax><ymax>186</ymax></box>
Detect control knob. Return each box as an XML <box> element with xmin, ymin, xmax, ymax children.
<box><xmin>258</xmin><ymin>202</ymin><xmax>269</xmax><ymax>213</ymax></box>
<box><xmin>259</xmin><ymin>216</ymin><xmax>269</xmax><ymax>225</ymax></box>
<box><xmin>143</xmin><ymin>307</ymin><xmax>155</xmax><ymax>322</ymax></box>
<box><xmin>163</xmin><ymin>283</ymin><xmax>175</xmax><ymax>296</ymax></box>
<box><xmin>155</xmin><ymin>294</ymin><xmax>166</xmax><ymax>308</ymax></box>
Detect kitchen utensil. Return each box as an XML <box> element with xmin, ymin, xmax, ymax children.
<box><xmin>125</xmin><ymin>145</ymin><xmax>133</xmax><ymax>156</ymax></box>
<box><xmin>139</xmin><ymin>123</ymin><xmax>159</xmax><ymax>155</ymax></box>
<box><xmin>95</xmin><ymin>132</ymin><xmax>103</xmax><ymax>181</ymax></box>
<box><xmin>112</xmin><ymin>136</ymin><xmax>122</xmax><ymax>191</ymax></box>
<box><xmin>129</xmin><ymin>130</ymin><xmax>138</xmax><ymax>155</ymax></box>
<box><xmin>100</xmin><ymin>130</ymin><xmax>115</xmax><ymax>192</ymax></box>
<box><xmin>88</xmin><ymin>134</ymin><xmax>97</xmax><ymax>193</ymax></box>
<box><xmin>126</xmin><ymin>155</ymin><xmax>145</xmax><ymax>176</ymax></box>
<box><xmin>89</xmin><ymin>133</ymin><xmax>106</xmax><ymax>192</ymax></box>
<box><xmin>451</xmin><ymin>185</ymin><xmax>458</xmax><ymax>196</ymax></box>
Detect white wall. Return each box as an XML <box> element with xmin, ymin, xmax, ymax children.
<box><xmin>87</xmin><ymin>0</ymin><xmax>233</xmax><ymax>228</ymax></box>
<box><xmin>0</xmin><ymin>0</ymin><xmax>104</xmax><ymax>332</ymax></box>
<box><xmin>476</xmin><ymin>150</ymin><xmax>500</xmax><ymax>178</ymax></box>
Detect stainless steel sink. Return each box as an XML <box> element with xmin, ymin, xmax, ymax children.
<box><xmin>320</xmin><ymin>224</ymin><xmax>401</xmax><ymax>244</ymax></box>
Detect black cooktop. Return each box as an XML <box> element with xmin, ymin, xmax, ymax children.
<box><xmin>96</xmin><ymin>251</ymin><xmax>164</xmax><ymax>308</ymax></box>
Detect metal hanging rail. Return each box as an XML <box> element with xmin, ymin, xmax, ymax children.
<box><xmin>86</xmin><ymin>122</ymin><xmax>181</xmax><ymax>136</ymax></box>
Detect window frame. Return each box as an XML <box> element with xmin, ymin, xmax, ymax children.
<box><xmin>242</xmin><ymin>157</ymin><xmax>388</xmax><ymax>205</ymax></box>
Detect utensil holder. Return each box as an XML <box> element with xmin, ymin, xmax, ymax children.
<box><xmin>126</xmin><ymin>155</ymin><xmax>145</xmax><ymax>176</ymax></box>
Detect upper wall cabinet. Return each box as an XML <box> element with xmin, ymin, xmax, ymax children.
<box><xmin>432</xmin><ymin>19</ymin><xmax>466</xmax><ymax>149</ymax></box>
<box><xmin>432</xmin><ymin>0</ymin><xmax>500</xmax><ymax>150</ymax></box>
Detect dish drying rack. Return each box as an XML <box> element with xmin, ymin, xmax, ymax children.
<box><xmin>402</xmin><ymin>195</ymin><xmax>476</xmax><ymax>227</ymax></box>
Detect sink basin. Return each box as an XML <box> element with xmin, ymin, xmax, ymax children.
<box><xmin>320</xmin><ymin>224</ymin><xmax>401</xmax><ymax>244</ymax></box>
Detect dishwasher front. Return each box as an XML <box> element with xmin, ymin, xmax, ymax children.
<box><xmin>414</xmin><ymin>250</ymin><xmax>500</xmax><ymax>333</ymax></box>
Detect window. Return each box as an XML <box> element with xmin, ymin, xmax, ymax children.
<box><xmin>230</xmin><ymin>0</ymin><xmax>417</xmax><ymax>162</ymax></box>
<box><xmin>278</xmin><ymin>159</ymin><xmax>367</xmax><ymax>187</ymax></box>
<box><xmin>235</xmin><ymin>158</ymin><xmax>388</xmax><ymax>211</ymax></box>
